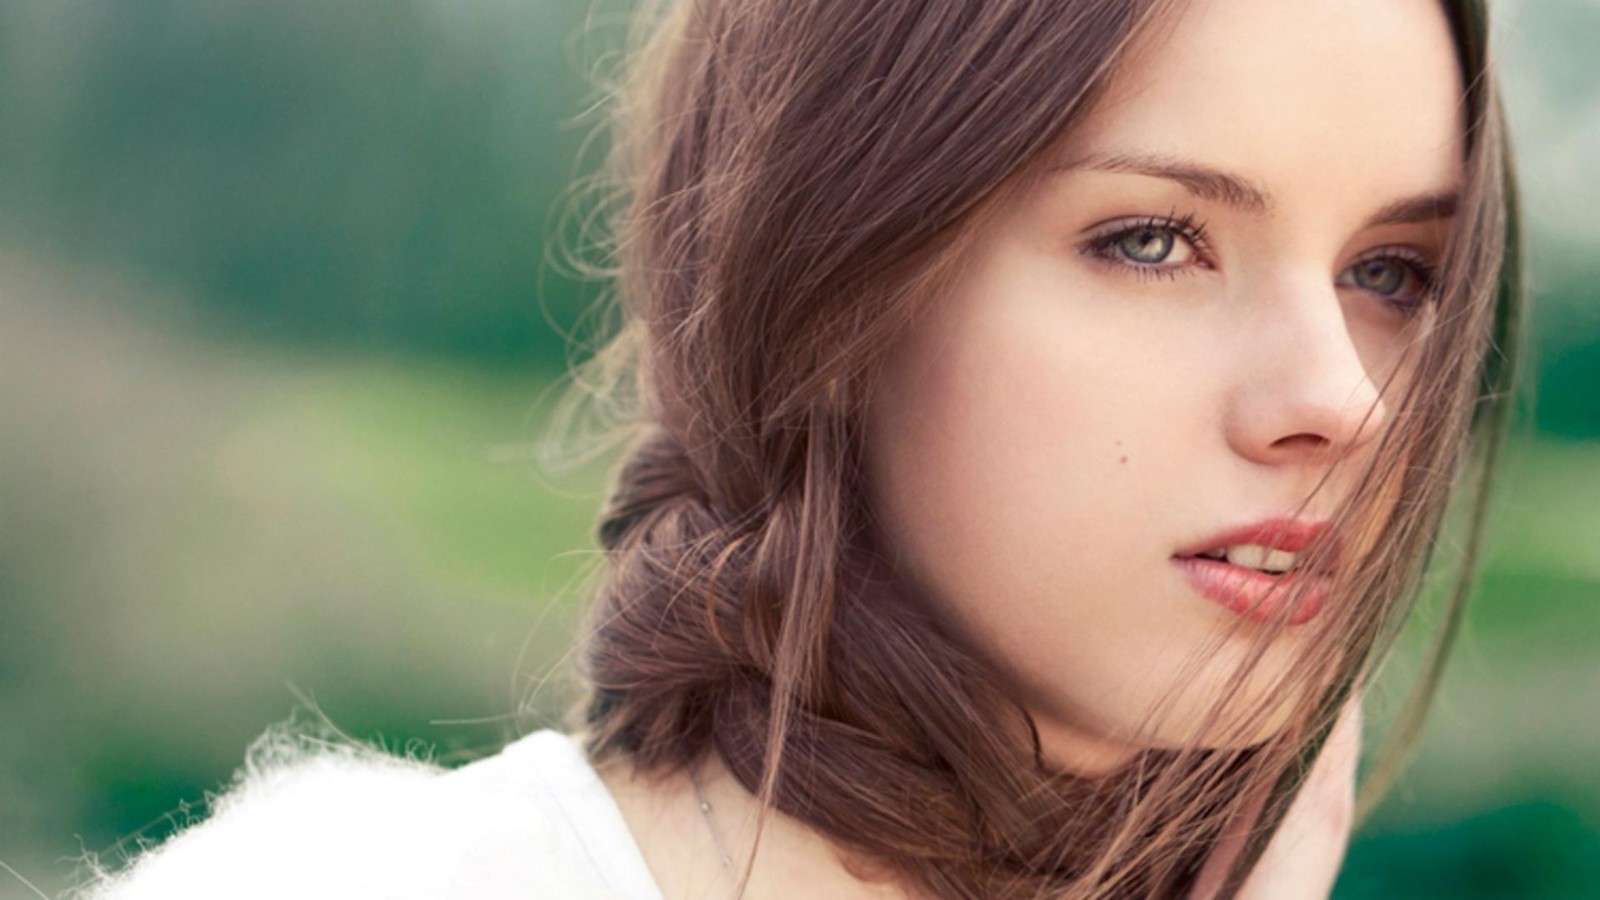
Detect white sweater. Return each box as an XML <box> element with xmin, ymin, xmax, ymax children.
<box><xmin>72</xmin><ymin>725</ymin><xmax>665</xmax><ymax>900</ymax></box>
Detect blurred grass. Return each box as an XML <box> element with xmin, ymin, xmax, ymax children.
<box><xmin>1339</xmin><ymin>799</ymin><xmax>1600</xmax><ymax>900</ymax></box>
<box><xmin>224</xmin><ymin>354</ymin><xmax>608</xmax><ymax>602</ymax></box>
<box><xmin>0</xmin><ymin>259</ymin><xmax>621</xmax><ymax>896</ymax></box>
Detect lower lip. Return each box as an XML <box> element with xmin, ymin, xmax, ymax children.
<box><xmin>1172</xmin><ymin>556</ymin><xmax>1329</xmax><ymax>626</ymax></box>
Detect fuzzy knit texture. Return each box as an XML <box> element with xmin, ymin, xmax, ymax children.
<box><xmin>67</xmin><ymin>721</ymin><xmax>664</xmax><ymax>900</ymax></box>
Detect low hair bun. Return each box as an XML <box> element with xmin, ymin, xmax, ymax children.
<box><xmin>595</xmin><ymin>425</ymin><xmax>707</xmax><ymax>552</ymax></box>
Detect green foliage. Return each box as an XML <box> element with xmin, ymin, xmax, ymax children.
<box><xmin>0</xmin><ymin>0</ymin><xmax>614</xmax><ymax>362</ymax></box>
<box><xmin>1530</xmin><ymin>270</ymin><xmax>1600</xmax><ymax>439</ymax></box>
<box><xmin>1337</xmin><ymin>800</ymin><xmax>1600</xmax><ymax>899</ymax></box>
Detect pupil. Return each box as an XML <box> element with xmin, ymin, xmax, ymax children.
<box><xmin>1358</xmin><ymin>259</ymin><xmax>1404</xmax><ymax>295</ymax></box>
<box><xmin>1120</xmin><ymin>228</ymin><xmax>1173</xmax><ymax>263</ymax></box>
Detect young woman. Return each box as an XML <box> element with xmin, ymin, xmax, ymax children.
<box><xmin>77</xmin><ymin>0</ymin><xmax>1520</xmax><ymax>897</ymax></box>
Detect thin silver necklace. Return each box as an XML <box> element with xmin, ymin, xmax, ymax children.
<box><xmin>688</xmin><ymin>757</ymin><xmax>738</xmax><ymax>877</ymax></box>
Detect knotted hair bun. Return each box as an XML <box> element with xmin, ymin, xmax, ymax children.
<box><xmin>576</xmin><ymin>406</ymin><xmax>1238</xmax><ymax>897</ymax></box>
<box><xmin>595</xmin><ymin>425</ymin><xmax>708</xmax><ymax>552</ymax></box>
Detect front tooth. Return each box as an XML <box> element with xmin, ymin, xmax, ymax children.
<box><xmin>1261</xmin><ymin>548</ymin><xmax>1297</xmax><ymax>572</ymax></box>
<box><xmin>1225</xmin><ymin>544</ymin><xmax>1270</xmax><ymax>570</ymax></box>
<box><xmin>1223</xmin><ymin>544</ymin><xmax>1299</xmax><ymax>572</ymax></box>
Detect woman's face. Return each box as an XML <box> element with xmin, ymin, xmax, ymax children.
<box><xmin>862</xmin><ymin>0</ymin><xmax>1463</xmax><ymax>773</ymax></box>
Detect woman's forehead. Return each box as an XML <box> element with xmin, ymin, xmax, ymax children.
<box><xmin>1055</xmin><ymin>0</ymin><xmax>1465</xmax><ymax>218</ymax></box>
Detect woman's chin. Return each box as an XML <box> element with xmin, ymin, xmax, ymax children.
<box><xmin>1134</xmin><ymin>685</ymin><xmax>1305</xmax><ymax>754</ymax></box>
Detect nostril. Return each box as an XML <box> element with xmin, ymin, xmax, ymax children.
<box><xmin>1271</xmin><ymin>433</ymin><xmax>1332</xmax><ymax>453</ymax></box>
<box><xmin>1225</xmin><ymin>374</ymin><xmax>1387</xmax><ymax>466</ymax></box>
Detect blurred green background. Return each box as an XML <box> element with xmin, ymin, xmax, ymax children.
<box><xmin>0</xmin><ymin>1</ymin><xmax>1595</xmax><ymax>897</ymax></box>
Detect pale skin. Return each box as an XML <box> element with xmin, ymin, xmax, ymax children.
<box><xmin>602</xmin><ymin>0</ymin><xmax>1461</xmax><ymax>895</ymax></box>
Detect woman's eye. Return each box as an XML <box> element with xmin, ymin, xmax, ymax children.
<box><xmin>1080</xmin><ymin>215</ymin><xmax>1207</xmax><ymax>277</ymax></box>
<box><xmin>1351</xmin><ymin>258</ymin><xmax>1408</xmax><ymax>294</ymax></box>
<box><xmin>1116</xmin><ymin>226</ymin><xmax>1180</xmax><ymax>264</ymax></box>
<box><xmin>1337</xmin><ymin>251</ymin><xmax>1438</xmax><ymax>313</ymax></box>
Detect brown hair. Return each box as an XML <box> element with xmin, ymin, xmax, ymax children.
<box><xmin>545</xmin><ymin>0</ymin><xmax>1522</xmax><ymax>896</ymax></box>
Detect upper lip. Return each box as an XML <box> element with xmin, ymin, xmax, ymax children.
<box><xmin>1174</xmin><ymin>518</ymin><xmax>1340</xmax><ymax>572</ymax></box>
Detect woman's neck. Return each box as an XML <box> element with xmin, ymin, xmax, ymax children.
<box><xmin>597</xmin><ymin>746</ymin><xmax>925</xmax><ymax>899</ymax></box>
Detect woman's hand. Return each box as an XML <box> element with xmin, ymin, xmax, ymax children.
<box><xmin>1190</xmin><ymin>696</ymin><xmax>1362</xmax><ymax>900</ymax></box>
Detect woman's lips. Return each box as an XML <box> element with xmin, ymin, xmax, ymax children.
<box><xmin>1172</xmin><ymin>555</ymin><xmax>1328</xmax><ymax>625</ymax></box>
<box><xmin>1173</xmin><ymin>518</ymin><xmax>1337</xmax><ymax>568</ymax></box>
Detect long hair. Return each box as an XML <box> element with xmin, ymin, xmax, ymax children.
<box><xmin>546</xmin><ymin>0</ymin><xmax>1523</xmax><ymax>896</ymax></box>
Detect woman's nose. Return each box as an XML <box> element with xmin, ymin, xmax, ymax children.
<box><xmin>1224</xmin><ymin>277</ymin><xmax>1392</xmax><ymax>468</ymax></box>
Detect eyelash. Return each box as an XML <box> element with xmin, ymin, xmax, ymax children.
<box><xmin>1347</xmin><ymin>247</ymin><xmax>1441</xmax><ymax>315</ymax></box>
<box><xmin>1079</xmin><ymin>211</ymin><xmax>1213</xmax><ymax>282</ymax></box>
<box><xmin>1077</xmin><ymin>213</ymin><xmax>1443</xmax><ymax>315</ymax></box>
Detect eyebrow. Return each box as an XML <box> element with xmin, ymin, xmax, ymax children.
<box><xmin>1363</xmin><ymin>190</ymin><xmax>1459</xmax><ymax>228</ymax></box>
<box><xmin>1050</xmin><ymin>149</ymin><xmax>1459</xmax><ymax>228</ymax></box>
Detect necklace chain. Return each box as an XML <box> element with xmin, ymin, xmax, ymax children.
<box><xmin>688</xmin><ymin>757</ymin><xmax>737</xmax><ymax>878</ymax></box>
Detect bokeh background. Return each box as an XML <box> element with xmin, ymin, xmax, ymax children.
<box><xmin>1</xmin><ymin>1</ymin><xmax>1596</xmax><ymax>897</ymax></box>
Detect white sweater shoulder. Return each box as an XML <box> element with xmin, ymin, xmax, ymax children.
<box><xmin>71</xmin><ymin>723</ymin><xmax>663</xmax><ymax>900</ymax></box>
